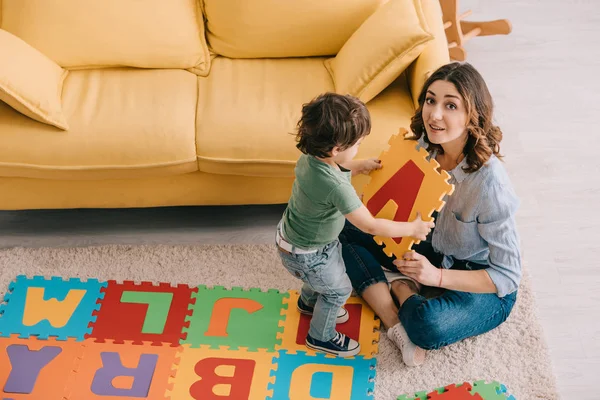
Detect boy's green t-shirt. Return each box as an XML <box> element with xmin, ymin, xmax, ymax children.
<box><xmin>281</xmin><ymin>154</ymin><xmax>363</xmax><ymax>249</ymax></box>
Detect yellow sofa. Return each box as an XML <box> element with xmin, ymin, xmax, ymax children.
<box><xmin>0</xmin><ymin>0</ymin><xmax>449</xmax><ymax>210</ymax></box>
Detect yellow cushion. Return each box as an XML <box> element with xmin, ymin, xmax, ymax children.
<box><xmin>0</xmin><ymin>69</ymin><xmax>198</xmax><ymax>180</ymax></box>
<box><xmin>195</xmin><ymin>57</ymin><xmax>415</xmax><ymax>178</ymax></box>
<box><xmin>0</xmin><ymin>0</ymin><xmax>210</xmax><ymax>74</ymax></box>
<box><xmin>203</xmin><ymin>0</ymin><xmax>385</xmax><ymax>58</ymax></box>
<box><xmin>0</xmin><ymin>29</ymin><xmax>69</xmax><ymax>130</ymax></box>
<box><xmin>325</xmin><ymin>0</ymin><xmax>433</xmax><ymax>103</ymax></box>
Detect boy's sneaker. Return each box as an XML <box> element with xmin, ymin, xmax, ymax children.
<box><xmin>297</xmin><ymin>297</ymin><xmax>349</xmax><ymax>324</ymax></box>
<box><xmin>306</xmin><ymin>332</ymin><xmax>361</xmax><ymax>357</ymax></box>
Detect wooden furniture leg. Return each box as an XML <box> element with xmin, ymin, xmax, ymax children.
<box><xmin>440</xmin><ymin>0</ymin><xmax>512</xmax><ymax>61</ymax></box>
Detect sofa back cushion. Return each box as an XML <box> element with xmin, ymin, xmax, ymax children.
<box><xmin>203</xmin><ymin>0</ymin><xmax>386</xmax><ymax>58</ymax></box>
<box><xmin>325</xmin><ymin>0</ymin><xmax>433</xmax><ymax>104</ymax></box>
<box><xmin>0</xmin><ymin>0</ymin><xmax>211</xmax><ymax>75</ymax></box>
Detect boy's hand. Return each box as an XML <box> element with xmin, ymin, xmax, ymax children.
<box><xmin>358</xmin><ymin>158</ymin><xmax>382</xmax><ymax>175</ymax></box>
<box><xmin>410</xmin><ymin>212</ymin><xmax>435</xmax><ymax>240</ymax></box>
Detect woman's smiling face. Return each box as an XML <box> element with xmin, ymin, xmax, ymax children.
<box><xmin>422</xmin><ymin>80</ymin><xmax>469</xmax><ymax>146</ymax></box>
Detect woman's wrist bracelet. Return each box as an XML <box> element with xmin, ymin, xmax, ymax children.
<box><xmin>438</xmin><ymin>268</ymin><xmax>443</xmax><ymax>288</ymax></box>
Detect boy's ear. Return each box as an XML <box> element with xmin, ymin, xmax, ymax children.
<box><xmin>330</xmin><ymin>146</ymin><xmax>341</xmax><ymax>157</ymax></box>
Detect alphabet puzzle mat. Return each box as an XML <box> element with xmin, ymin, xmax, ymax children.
<box><xmin>0</xmin><ymin>275</ymin><xmax>380</xmax><ymax>400</ymax></box>
<box><xmin>397</xmin><ymin>381</ymin><xmax>517</xmax><ymax>399</ymax></box>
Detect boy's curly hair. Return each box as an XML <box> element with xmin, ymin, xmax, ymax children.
<box><xmin>409</xmin><ymin>62</ymin><xmax>503</xmax><ymax>173</ymax></box>
<box><xmin>295</xmin><ymin>93</ymin><xmax>371</xmax><ymax>158</ymax></box>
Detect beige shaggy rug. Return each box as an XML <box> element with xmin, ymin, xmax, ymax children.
<box><xmin>0</xmin><ymin>244</ymin><xmax>558</xmax><ymax>399</ymax></box>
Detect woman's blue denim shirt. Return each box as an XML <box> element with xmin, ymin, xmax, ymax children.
<box><xmin>419</xmin><ymin>139</ymin><xmax>522</xmax><ymax>297</ymax></box>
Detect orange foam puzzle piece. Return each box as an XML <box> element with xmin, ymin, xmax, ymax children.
<box><xmin>0</xmin><ymin>335</ymin><xmax>83</xmax><ymax>400</ymax></box>
<box><xmin>65</xmin><ymin>339</ymin><xmax>178</xmax><ymax>400</ymax></box>
<box><xmin>166</xmin><ymin>345</ymin><xmax>277</xmax><ymax>400</ymax></box>
<box><xmin>362</xmin><ymin>128</ymin><xmax>455</xmax><ymax>260</ymax></box>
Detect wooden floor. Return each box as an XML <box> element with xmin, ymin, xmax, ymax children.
<box><xmin>1</xmin><ymin>1</ymin><xmax>598</xmax><ymax>398</ymax></box>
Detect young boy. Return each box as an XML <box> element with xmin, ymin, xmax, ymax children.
<box><xmin>276</xmin><ymin>93</ymin><xmax>434</xmax><ymax>357</ymax></box>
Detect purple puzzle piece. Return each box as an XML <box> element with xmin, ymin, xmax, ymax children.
<box><xmin>91</xmin><ymin>352</ymin><xmax>158</xmax><ymax>398</ymax></box>
<box><xmin>4</xmin><ymin>345</ymin><xmax>62</xmax><ymax>394</ymax></box>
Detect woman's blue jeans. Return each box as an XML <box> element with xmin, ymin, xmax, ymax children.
<box><xmin>339</xmin><ymin>220</ymin><xmax>517</xmax><ymax>350</ymax></box>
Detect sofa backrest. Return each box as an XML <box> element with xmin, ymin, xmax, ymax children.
<box><xmin>203</xmin><ymin>0</ymin><xmax>387</xmax><ymax>58</ymax></box>
<box><xmin>0</xmin><ymin>0</ymin><xmax>211</xmax><ymax>75</ymax></box>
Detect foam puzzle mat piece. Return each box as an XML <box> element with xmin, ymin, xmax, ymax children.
<box><xmin>0</xmin><ymin>275</ymin><xmax>106</xmax><ymax>340</ymax></box>
<box><xmin>166</xmin><ymin>345</ymin><xmax>277</xmax><ymax>400</ymax></box>
<box><xmin>268</xmin><ymin>350</ymin><xmax>376</xmax><ymax>400</ymax></box>
<box><xmin>472</xmin><ymin>380</ymin><xmax>511</xmax><ymax>399</ymax></box>
<box><xmin>182</xmin><ymin>285</ymin><xmax>286</xmax><ymax>351</ymax></box>
<box><xmin>0</xmin><ymin>335</ymin><xmax>83</xmax><ymax>399</ymax></box>
<box><xmin>398</xmin><ymin>381</ymin><xmax>516</xmax><ymax>400</ymax></box>
<box><xmin>65</xmin><ymin>339</ymin><xmax>178</xmax><ymax>400</ymax></box>
<box><xmin>427</xmin><ymin>383</ymin><xmax>483</xmax><ymax>399</ymax></box>
<box><xmin>87</xmin><ymin>280</ymin><xmax>196</xmax><ymax>346</ymax></box>
<box><xmin>362</xmin><ymin>128</ymin><xmax>455</xmax><ymax>260</ymax></box>
<box><xmin>277</xmin><ymin>290</ymin><xmax>380</xmax><ymax>358</ymax></box>
<box><xmin>397</xmin><ymin>391</ymin><xmax>429</xmax><ymax>400</ymax></box>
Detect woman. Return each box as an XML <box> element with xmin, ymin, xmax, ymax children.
<box><xmin>339</xmin><ymin>62</ymin><xmax>521</xmax><ymax>367</ymax></box>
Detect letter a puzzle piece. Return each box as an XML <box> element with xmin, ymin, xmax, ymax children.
<box><xmin>0</xmin><ymin>275</ymin><xmax>106</xmax><ymax>340</ymax></box>
<box><xmin>362</xmin><ymin>129</ymin><xmax>454</xmax><ymax>259</ymax></box>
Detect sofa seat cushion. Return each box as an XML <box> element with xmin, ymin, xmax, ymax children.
<box><xmin>0</xmin><ymin>69</ymin><xmax>198</xmax><ymax>180</ymax></box>
<box><xmin>195</xmin><ymin>57</ymin><xmax>415</xmax><ymax>178</ymax></box>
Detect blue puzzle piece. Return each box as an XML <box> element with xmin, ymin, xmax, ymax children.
<box><xmin>500</xmin><ymin>384</ymin><xmax>517</xmax><ymax>400</ymax></box>
<box><xmin>0</xmin><ymin>275</ymin><xmax>107</xmax><ymax>340</ymax></box>
<box><xmin>268</xmin><ymin>350</ymin><xmax>376</xmax><ymax>400</ymax></box>
<box><xmin>310</xmin><ymin>372</ymin><xmax>333</xmax><ymax>398</ymax></box>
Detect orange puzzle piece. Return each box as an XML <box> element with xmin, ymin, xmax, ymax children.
<box><xmin>0</xmin><ymin>335</ymin><xmax>83</xmax><ymax>400</ymax></box>
<box><xmin>362</xmin><ymin>128</ymin><xmax>455</xmax><ymax>260</ymax></box>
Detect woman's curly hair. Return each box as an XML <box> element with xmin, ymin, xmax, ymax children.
<box><xmin>409</xmin><ymin>62</ymin><xmax>503</xmax><ymax>173</ymax></box>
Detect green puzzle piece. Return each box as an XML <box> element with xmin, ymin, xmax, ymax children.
<box><xmin>182</xmin><ymin>285</ymin><xmax>286</xmax><ymax>351</ymax></box>
<box><xmin>397</xmin><ymin>387</ymin><xmax>444</xmax><ymax>400</ymax></box>
<box><xmin>472</xmin><ymin>381</ymin><xmax>508</xmax><ymax>399</ymax></box>
<box><xmin>397</xmin><ymin>391</ymin><xmax>429</xmax><ymax>400</ymax></box>
<box><xmin>121</xmin><ymin>291</ymin><xmax>173</xmax><ymax>334</ymax></box>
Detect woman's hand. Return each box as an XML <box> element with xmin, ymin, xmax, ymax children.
<box><xmin>393</xmin><ymin>250</ymin><xmax>442</xmax><ymax>287</ymax></box>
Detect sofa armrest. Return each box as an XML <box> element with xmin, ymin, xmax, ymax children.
<box><xmin>406</xmin><ymin>0</ymin><xmax>450</xmax><ymax>109</ymax></box>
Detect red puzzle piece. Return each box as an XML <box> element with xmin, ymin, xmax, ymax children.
<box><xmin>366</xmin><ymin>160</ymin><xmax>425</xmax><ymax>246</ymax></box>
<box><xmin>86</xmin><ymin>281</ymin><xmax>196</xmax><ymax>346</ymax></box>
<box><xmin>295</xmin><ymin>303</ymin><xmax>362</xmax><ymax>345</ymax></box>
<box><xmin>427</xmin><ymin>383</ymin><xmax>484</xmax><ymax>399</ymax></box>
